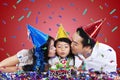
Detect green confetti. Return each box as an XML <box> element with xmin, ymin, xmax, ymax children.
<box><xmin>88</xmin><ymin>39</ymin><xmax>90</xmax><ymax>44</ymax></box>
<box><xmin>82</xmin><ymin>8</ymin><xmax>87</xmax><ymax>15</ymax></box>
<box><xmin>27</xmin><ymin>11</ymin><xmax>32</xmax><ymax>18</ymax></box>
<box><xmin>18</xmin><ymin>15</ymin><xmax>24</xmax><ymax>22</ymax></box>
<box><xmin>16</xmin><ymin>0</ymin><xmax>21</xmax><ymax>4</ymax></box>
<box><xmin>109</xmin><ymin>9</ymin><xmax>116</xmax><ymax>15</ymax></box>
<box><xmin>4</xmin><ymin>37</ymin><xmax>6</xmax><ymax>43</ymax></box>
<box><xmin>111</xmin><ymin>26</ymin><xmax>118</xmax><ymax>32</ymax></box>
<box><xmin>42</xmin><ymin>47</ymin><xmax>47</xmax><ymax>50</ymax></box>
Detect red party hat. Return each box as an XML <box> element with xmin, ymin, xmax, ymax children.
<box><xmin>83</xmin><ymin>18</ymin><xmax>106</xmax><ymax>39</ymax></box>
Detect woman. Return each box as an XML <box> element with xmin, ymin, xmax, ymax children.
<box><xmin>0</xmin><ymin>25</ymin><xmax>56</xmax><ymax>72</ymax></box>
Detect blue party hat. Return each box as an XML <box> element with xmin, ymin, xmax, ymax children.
<box><xmin>27</xmin><ymin>24</ymin><xmax>48</xmax><ymax>48</ymax></box>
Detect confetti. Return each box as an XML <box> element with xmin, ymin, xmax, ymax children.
<box><xmin>90</xmin><ymin>0</ymin><xmax>94</xmax><ymax>2</ymax></box>
<box><xmin>12</xmin><ymin>5</ymin><xmax>16</xmax><ymax>9</ymax></box>
<box><xmin>2</xmin><ymin>20</ymin><xmax>6</xmax><ymax>24</ymax></box>
<box><xmin>27</xmin><ymin>11</ymin><xmax>32</xmax><ymax>18</ymax></box>
<box><xmin>38</xmin><ymin>11</ymin><xmax>41</xmax><ymax>14</ymax></box>
<box><xmin>48</xmin><ymin>16</ymin><xmax>52</xmax><ymax>19</ymax></box>
<box><xmin>111</xmin><ymin>26</ymin><xmax>118</xmax><ymax>32</ymax></box>
<box><xmin>106</xmin><ymin>22</ymin><xmax>111</xmax><ymax>26</ymax></box>
<box><xmin>56</xmin><ymin>24</ymin><xmax>60</xmax><ymax>27</ymax></box>
<box><xmin>72</xmin><ymin>18</ymin><xmax>77</xmax><ymax>22</ymax></box>
<box><xmin>16</xmin><ymin>0</ymin><xmax>22</xmax><ymax>4</ymax></box>
<box><xmin>70</xmin><ymin>3</ymin><xmax>75</xmax><ymax>6</ymax></box>
<box><xmin>60</xmin><ymin>7</ymin><xmax>64</xmax><ymax>10</ymax></box>
<box><xmin>11</xmin><ymin>16</ymin><xmax>14</xmax><ymax>20</ymax></box>
<box><xmin>4</xmin><ymin>37</ymin><xmax>6</xmax><ymax>43</ymax></box>
<box><xmin>104</xmin><ymin>37</ymin><xmax>107</xmax><ymax>42</ymax></box>
<box><xmin>18</xmin><ymin>16</ymin><xmax>24</xmax><ymax>22</ymax></box>
<box><xmin>0</xmin><ymin>48</ymin><xmax>4</xmax><ymax>51</ymax></box>
<box><xmin>82</xmin><ymin>8</ymin><xmax>87</xmax><ymax>15</ymax></box>
<box><xmin>3</xmin><ymin>3</ymin><xmax>8</xmax><ymax>6</ymax></box>
<box><xmin>109</xmin><ymin>9</ymin><xmax>116</xmax><ymax>15</ymax></box>
<box><xmin>47</xmin><ymin>4</ymin><xmax>51</xmax><ymax>8</ymax></box>
<box><xmin>113</xmin><ymin>15</ymin><xmax>118</xmax><ymax>19</ymax></box>
<box><xmin>49</xmin><ymin>28</ymin><xmax>51</xmax><ymax>31</ymax></box>
<box><xmin>36</xmin><ymin>16</ymin><xmax>38</xmax><ymax>24</ymax></box>
<box><xmin>104</xmin><ymin>3</ymin><xmax>109</xmax><ymax>7</ymax></box>
<box><xmin>99</xmin><ymin>5</ymin><xmax>103</xmax><ymax>10</ymax></box>
<box><xmin>118</xmin><ymin>46</ymin><xmax>120</xmax><ymax>49</ymax></box>
<box><xmin>6</xmin><ymin>53</ymin><xmax>10</xmax><ymax>57</ymax></box>
<box><xmin>24</xmin><ymin>7</ymin><xmax>29</xmax><ymax>11</ymax></box>
<box><xmin>30</xmin><ymin>0</ymin><xmax>35</xmax><ymax>2</ymax></box>
<box><xmin>11</xmin><ymin>36</ymin><xmax>16</xmax><ymax>38</ymax></box>
<box><xmin>58</xmin><ymin>15</ymin><xmax>62</xmax><ymax>18</ymax></box>
<box><xmin>90</xmin><ymin>18</ymin><xmax>94</xmax><ymax>22</ymax></box>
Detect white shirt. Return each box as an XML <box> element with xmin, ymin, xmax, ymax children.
<box><xmin>75</xmin><ymin>43</ymin><xmax>117</xmax><ymax>73</ymax></box>
<box><xmin>16</xmin><ymin>49</ymin><xmax>33</xmax><ymax>66</ymax></box>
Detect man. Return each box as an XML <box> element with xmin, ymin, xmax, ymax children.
<box><xmin>71</xmin><ymin>18</ymin><xmax>117</xmax><ymax>73</ymax></box>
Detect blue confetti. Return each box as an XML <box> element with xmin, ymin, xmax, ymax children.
<box><xmin>30</xmin><ymin>0</ymin><xmax>35</xmax><ymax>2</ymax></box>
<box><xmin>56</xmin><ymin>24</ymin><xmax>60</xmax><ymax>27</ymax></box>
<box><xmin>113</xmin><ymin>15</ymin><xmax>118</xmax><ymax>19</ymax></box>
<box><xmin>104</xmin><ymin>3</ymin><xmax>109</xmax><ymax>7</ymax></box>
<box><xmin>49</xmin><ymin>28</ymin><xmax>51</xmax><ymax>31</ymax></box>
<box><xmin>38</xmin><ymin>11</ymin><xmax>41</xmax><ymax>14</ymax></box>
<box><xmin>47</xmin><ymin>4</ymin><xmax>51</xmax><ymax>8</ymax></box>
<box><xmin>58</xmin><ymin>15</ymin><xmax>62</xmax><ymax>18</ymax></box>
<box><xmin>70</xmin><ymin>3</ymin><xmax>75</xmax><ymax>6</ymax></box>
<box><xmin>36</xmin><ymin>16</ymin><xmax>38</xmax><ymax>24</ymax></box>
<box><xmin>3</xmin><ymin>3</ymin><xmax>8</xmax><ymax>6</ymax></box>
<box><xmin>11</xmin><ymin>36</ymin><xmax>16</xmax><ymax>38</ymax></box>
<box><xmin>60</xmin><ymin>7</ymin><xmax>64</xmax><ymax>10</ymax></box>
<box><xmin>118</xmin><ymin>46</ymin><xmax>120</xmax><ymax>49</ymax></box>
<box><xmin>72</xmin><ymin>18</ymin><xmax>77</xmax><ymax>22</ymax></box>
<box><xmin>24</xmin><ymin>7</ymin><xmax>29</xmax><ymax>11</ymax></box>
<box><xmin>48</xmin><ymin>16</ymin><xmax>52</xmax><ymax>19</ymax></box>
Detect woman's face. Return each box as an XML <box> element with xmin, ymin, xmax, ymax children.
<box><xmin>48</xmin><ymin>40</ymin><xmax>56</xmax><ymax>58</ymax></box>
<box><xmin>56</xmin><ymin>41</ymin><xmax>70</xmax><ymax>58</ymax></box>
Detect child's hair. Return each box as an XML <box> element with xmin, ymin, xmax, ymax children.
<box><xmin>54</xmin><ymin>38</ymin><xmax>74</xmax><ymax>60</ymax></box>
<box><xmin>22</xmin><ymin>36</ymin><xmax>54</xmax><ymax>71</ymax></box>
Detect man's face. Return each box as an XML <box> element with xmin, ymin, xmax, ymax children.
<box><xmin>71</xmin><ymin>32</ymin><xmax>84</xmax><ymax>55</ymax></box>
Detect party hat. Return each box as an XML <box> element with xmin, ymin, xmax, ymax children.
<box><xmin>27</xmin><ymin>24</ymin><xmax>48</xmax><ymax>47</ymax></box>
<box><xmin>56</xmin><ymin>24</ymin><xmax>69</xmax><ymax>39</ymax></box>
<box><xmin>83</xmin><ymin>18</ymin><xmax>106</xmax><ymax>39</ymax></box>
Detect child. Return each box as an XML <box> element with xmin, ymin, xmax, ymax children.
<box><xmin>49</xmin><ymin>25</ymin><xmax>74</xmax><ymax>70</ymax></box>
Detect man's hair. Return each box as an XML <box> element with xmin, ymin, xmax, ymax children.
<box><xmin>76</xmin><ymin>27</ymin><xmax>96</xmax><ymax>49</ymax></box>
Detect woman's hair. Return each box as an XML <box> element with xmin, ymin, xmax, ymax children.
<box><xmin>54</xmin><ymin>38</ymin><xmax>74</xmax><ymax>59</ymax></box>
<box><xmin>76</xmin><ymin>27</ymin><xmax>96</xmax><ymax>49</ymax></box>
<box><xmin>22</xmin><ymin>36</ymin><xmax>54</xmax><ymax>71</ymax></box>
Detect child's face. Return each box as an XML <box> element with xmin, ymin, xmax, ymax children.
<box><xmin>48</xmin><ymin>40</ymin><xmax>56</xmax><ymax>58</ymax></box>
<box><xmin>56</xmin><ymin>41</ymin><xmax>70</xmax><ymax>58</ymax></box>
